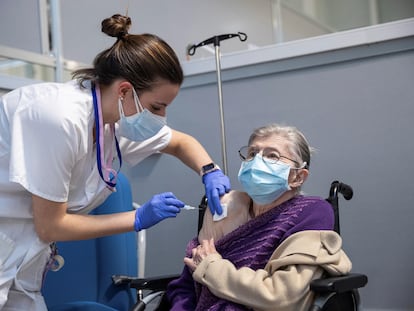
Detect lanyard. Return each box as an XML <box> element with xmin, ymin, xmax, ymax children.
<box><xmin>91</xmin><ymin>83</ymin><xmax>122</xmax><ymax>190</ymax></box>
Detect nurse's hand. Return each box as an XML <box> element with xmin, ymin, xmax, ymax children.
<box><xmin>202</xmin><ymin>169</ymin><xmax>231</xmax><ymax>216</ymax></box>
<box><xmin>134</xmin><ymin>192</ymin><xmax>185</xmax><ymax>231</ymax></box>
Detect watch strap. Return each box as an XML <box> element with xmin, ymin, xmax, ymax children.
<box><xmin>200</xmin><ymin>163</ymin><xmax>220</xmax><ymax>176</ymax></box>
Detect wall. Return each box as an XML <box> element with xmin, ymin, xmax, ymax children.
<box><xmin>123</xmin><ymin>34</ymin><xmax>414</xmax><ymax>310</ymax></box>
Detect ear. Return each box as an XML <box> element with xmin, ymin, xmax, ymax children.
<box><xmin>289</xmin><ymin>169</ymin><xmax>309</xmax><ymax>189</ymax></box>
<box><xmin>118</xmin><ymin>80</ymin><xmax>133</xmax><ymax>98</ymax></box>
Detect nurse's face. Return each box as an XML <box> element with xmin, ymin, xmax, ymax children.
<box><xmin>123</xmin><ymin>80</ymin><xmax>180</xmax><ymax>118</ymax></box>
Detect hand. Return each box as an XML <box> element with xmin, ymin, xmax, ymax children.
<box><xmin>202</xmin><ymin>169</ymin><xmax>231</xmax><ymax>215</ymax></box>
<box><xmin>184</xmin><ymin>238</ymin><xmax>217</xmax><ymax>271</ymax></box>
<box><xmin>134</xmin><ymin>192</ymin><xmax>184</xmax><ymax>231</ymax></box>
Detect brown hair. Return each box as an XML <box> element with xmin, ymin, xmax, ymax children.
<box><xmin>73</xmin><ymin>14</ymin><xmax>183</xmax><ymax>91</ymax></box>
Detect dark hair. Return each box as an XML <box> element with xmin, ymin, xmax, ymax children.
<box><xmin>72</xmin><ymin>14</ymin><xmax>183</xmax><ymax>91</ymax></box>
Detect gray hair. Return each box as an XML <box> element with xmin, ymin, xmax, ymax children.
<box><xmin>248</xmin><ymin>123</ymin><xmax>313</xmax><ymax>169</ymax></box>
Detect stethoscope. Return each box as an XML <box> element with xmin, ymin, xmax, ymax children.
<box><xmin>42</xmin><ymin>84</ymin><xmax>123</xmax><ymax>282</ymax></box>
<box><xmin>91</xmin><ymin>83</ymin><xmax>122</xmax><ymax>190</ymax></box>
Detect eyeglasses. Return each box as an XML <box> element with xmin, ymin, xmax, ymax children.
<box><xmin>238</xmin><ymin>146</ymin><xmax>300</xmax><ymax>166</ymax></box>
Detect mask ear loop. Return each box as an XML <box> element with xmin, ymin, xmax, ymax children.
<box><xmin>132</xmin><ymin>87</ymin><xmax>145</xmax><ymax>113</ymax></box>
<box><xmin>118</xmin><ymin>96</ymin><xmax>125</xmax><ymax>118</ymax></box>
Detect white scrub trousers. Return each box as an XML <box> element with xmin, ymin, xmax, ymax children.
<box><xmin>0</xmin><ymin>219</ymin><xmax>50</xmax><ymax>311</ymax></box>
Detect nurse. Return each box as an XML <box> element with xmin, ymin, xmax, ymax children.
<box><xmin>0</xmin><ymin>13</ymin><xmax>230</xmax><ymax>310</ymax></box>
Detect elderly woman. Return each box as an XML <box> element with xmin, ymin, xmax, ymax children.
<box><xmin>166</xmin><ymin>123</ymin><xmax>352</xmax><ymax>311</ymax></box>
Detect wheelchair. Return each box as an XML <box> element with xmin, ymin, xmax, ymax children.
<box><xmin>113</xmin><ymin>180</ymin><xmax>368</xmax><ymax>311</ymax></box>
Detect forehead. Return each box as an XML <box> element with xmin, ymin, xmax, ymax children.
<box><xmin>141</xmin><ymin>81</ymin><xmax>180</xmax><ymax>105</ymax></box>
<box><xmin>250</xmin><ymin>134</ymin><xmax>291</xmax><ymax>152</ymax></box>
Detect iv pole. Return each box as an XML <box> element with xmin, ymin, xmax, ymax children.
<box><xmin>187</xmin><ymin>32</ymin><xmax>247</xmax><ymax>175</ymax></box>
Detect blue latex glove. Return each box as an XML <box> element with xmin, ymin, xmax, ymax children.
<box><xmin>134</xmin><ymin>192</ymin><xmax>185</xmax><ymax>231</ymax></box>
<box><xmin>202</xmin><ymin>169</ymin><xmax>231</xmax><ymax>215</ymax></box>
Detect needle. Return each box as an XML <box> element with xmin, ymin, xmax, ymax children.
<box><xmin>183</xmin><ymin>205</ymin><xmax>203</xmax><ymax>210</ymax></box>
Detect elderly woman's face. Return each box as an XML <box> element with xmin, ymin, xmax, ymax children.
<box><xmin>249</xmin><ymin>134</ymin><xmax>298</xmax><ymax>168</ymax></box>
<box><xmin>238</xmin><ymin>133</ymin><xmax>305</xmax><ymax>206</ymax></box>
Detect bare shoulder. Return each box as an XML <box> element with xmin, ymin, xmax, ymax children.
<box><xmin>198</xmin><ymin>190</ymin><xmax>251</xmax><ymax>242</ymax></box>
<box><xmin>220</xmin><ymin>190</ymin><xmax>250</xmax><ymax>214</ymax></box>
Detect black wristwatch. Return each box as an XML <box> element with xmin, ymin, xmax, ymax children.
<box><xmin>200</xmin><ymin>162</ymin><xmax>220</xmax><ymax>176</ymax></box>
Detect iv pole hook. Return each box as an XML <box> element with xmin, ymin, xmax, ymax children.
<box><xmin>187</xmin><ymin>32</ymin><xmax>247</xmax><ymax>175</ymax></box>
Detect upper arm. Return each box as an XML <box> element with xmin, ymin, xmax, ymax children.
<box><xmin>198</xmin><ymin>191</ymin><xmax>250</xmax><ymax>242</ymax></box>
<box><xmin>32</xmin><ymin>194</ymin><xmax>67</xmax><ymax>243</ymax></box>
<box><xmin>161</xmin><ymin>129</ymin><xmax>193</xmax><ymax>155</ymax></box>
<box><xmin>161</xmin><ymin>129</ymin><xmax>212</xmax><ymax>173</ymax></box>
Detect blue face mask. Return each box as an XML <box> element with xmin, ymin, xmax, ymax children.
<box><xmin>238</xmin><ymin>154</ymin><xmax>291</xmax><ymax>205</ymax></box>
<box><xmin>118</xmin><ymin>88</ymin><xmax>167</xmax><ymax>141</ymax></box>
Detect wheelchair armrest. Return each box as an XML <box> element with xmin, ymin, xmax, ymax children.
<box><xmin>310</xmin><ymin>273</ymin><xmax>368</xmax><ymax>293</ymax></box>
<box><xmin>112</xmin><ymin>274</ymin><xmax>180</xmax><ymax>291</ymax></box>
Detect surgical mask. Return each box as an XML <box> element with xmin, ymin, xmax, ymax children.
<box><xmin>118</xmin><ymin>88</ymin><xmax>167</xmax><ymax>141</ymax></box>
<box><xmin>238</xmin><ymin>154</ymin><xmax>291</xmax><ymax>205</ymax></box>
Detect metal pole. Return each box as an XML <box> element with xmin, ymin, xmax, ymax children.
<box><xmin>187</xmin><ymin>33</ymin><xmax>247</xmax><ymax>176</ymax></box>
<box><xmin>49</xmin><ymin>0</ymin><xmax>64</xmax><ymax>82</ymax></box>
<box><xmin>271</xmin><ymin>0</ymin><xmax>284</xmax><ymax>43</ymax></box>
<box><xmin>38</xmin><ymin>0</ymin><xmax>50</xmax><ymax>55</ymax></box>
<box><xmin>214</xmin><ymin>40</ymin><xmax>228</xmax><ymax>175</ymax></box>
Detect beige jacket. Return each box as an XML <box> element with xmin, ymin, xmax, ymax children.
<box><xmin>192</xmin><ymin>230</ymin><xmax>352</xmax><ymax>311</ymax></box>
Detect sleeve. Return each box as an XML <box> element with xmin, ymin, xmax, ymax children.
<box><xmin>9</xmin><ymin>99</ymin><xmax>80</xmax><ymax>202</ymax></box>
<box><xmin>192</xmin><ymin>250</ymin><xmax>323</xmax><ymax>310</ymax></box>
<box><xmin>166</xmin><ymin>265</ymin><xmax>197</xmax><ymax>311</ymax></box>
<box><xmin>118</xmin><ymin>125</ymin><xmax>172</xmax><ymax>166</ymax></box>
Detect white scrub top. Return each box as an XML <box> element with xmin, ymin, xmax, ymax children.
<box><xmin>0</xmin><ymin>80</ymin><xmax>172</xmax><ymax>217</ymax></box>
<box><xmin>0</xmin><ymin>80</ymin><xmax>172</xmax><ymax>310</ymax></box>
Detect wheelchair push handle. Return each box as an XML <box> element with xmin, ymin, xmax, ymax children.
<box><xmin>329</xmin><ymin>180</ymin><xmax>353</xmax><ymax>201</ymax></box>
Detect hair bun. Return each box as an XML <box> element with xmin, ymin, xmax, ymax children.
<box><xmin>101</xmin><ymin>14</ymin><xmax>132</xmax><ymax>39</ymax></box>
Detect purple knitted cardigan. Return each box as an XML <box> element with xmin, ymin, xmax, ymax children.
<box><xmin>167</xmin><ymin>195</ymin><xmax>334</xmax><ymax>311</ymax></box>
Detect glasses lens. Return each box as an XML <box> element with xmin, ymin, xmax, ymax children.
<box><xmin>262</xmin><ymin>148</ymin><xmax>281</xmax><ymax>164</ymax></box>
<box><xmin>239</xmin><ymin>146</ymin><xmax>255</xmax><ymax>161</ymax></box>
<box><xmin>239</xmin><ymin>146</ymin><xmax>285</xmax><ymax>164</ymax></box>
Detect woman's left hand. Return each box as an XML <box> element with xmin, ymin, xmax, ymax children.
<box><xmin>184</xmin><ymin>238</ymin><xmax>217</xmax><ymax>271</ymax></box>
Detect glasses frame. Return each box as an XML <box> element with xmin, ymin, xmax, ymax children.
<box><xmin>238</xmin><ymin>145</ymin><xmax>301</xmax><ymax>166</ymax></box>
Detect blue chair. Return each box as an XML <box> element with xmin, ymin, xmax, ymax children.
<box><xmin>42</xmin><ymin>172</ymin><xmax>138</xmax><ymax>311</ymax></box>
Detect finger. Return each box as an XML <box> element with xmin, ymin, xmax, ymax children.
<box><xmin>208</xmin><ymin>188</ymin><xmax>222</xmax><ymax>215</ymax></box>
<box><xmin>163</xmin><ymin>208</ymin><xmax>181</xmax><ymax>218</ymax></box>
<box><xmin>202</xmin><ymin>239</ymin><xmax>214</xmax><ymax>253</ymax></box>
<box><xmin>201</xmin><ymin>239</ymin><xmax>210</xmax><ymax>248</ymax></box>
<box><xmin>215</xmin><ymin>184</ymin><xmax>226</xmax><ymax>196</ymax></box>
<box><xmin>192</xmin><ymin>248</ymin><xmax>197</xmax><ymax>257</ymax></box>
<box><xmin>159</xmin><ymin>192</ymin><xmax>175</xmax><ymax>198</ymax></box>
<box><xmin>163</xmin><ymin>198</ymin><xmax>185</xmax><ymax>208</ymax></box>
<box><xmin>184</xmin><ymin>257</ymin><xmax>196</xmax><ymax>270</ymax></box>
<box><xmin>224</xmin><ymin>181</ymin><xmax>231</xmax><ymax>193</ymax></box>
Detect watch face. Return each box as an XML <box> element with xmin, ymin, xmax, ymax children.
<box><xmin>203</xmin><ymin>163</ymin><xmax>215</xmax><ymax>172</ymax></box>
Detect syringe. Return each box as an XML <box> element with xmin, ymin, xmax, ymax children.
<box><xmin>183</xmin><ymin>205</ymin><xmax>203</xmax><ymax>210</ymax></box>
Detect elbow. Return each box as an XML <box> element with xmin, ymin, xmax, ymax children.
<box><xmin>34</xmin><ymin>223</ymin><xmax>56</xmax><ymax>243</ymax></box>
